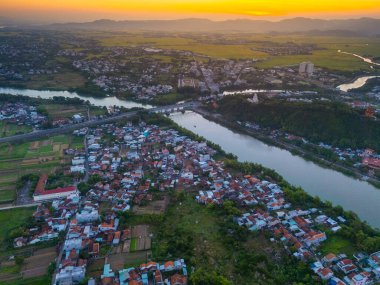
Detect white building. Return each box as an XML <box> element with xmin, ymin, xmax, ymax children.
<box><xmin>55</xmin><ymin>266</ymin><xmax>86</xmax><ymax>285</ymax></box>
<box><xmin>33</xmin><ymin>186</ymin><xmax>78</xmax><ymax>202</ymax></box>
<box><xmin>299</xmin><ymin>62</ymin><xmax>314</xmax><ymax>76</ymax></box>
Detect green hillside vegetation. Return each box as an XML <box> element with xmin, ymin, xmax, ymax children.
<box><xmin>217</xmin><ymin>96</ymin><xmax>380</xmax><ymax>151</ymax></box>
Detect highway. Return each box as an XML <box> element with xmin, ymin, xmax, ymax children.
<box><xmin>0</xmin><ymin>102</ymin><xmax>196</xmax><ymax>144</ymax></box>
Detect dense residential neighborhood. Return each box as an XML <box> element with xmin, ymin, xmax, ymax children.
<box><xmin>0</xmin><ymin>102</ymin><xmax>47</xmax><ymax>130</ymax></box>
<box><xmin>6</xmin><ymin>119</ymin><xmax>379</xmax><ymax>284</ymax></box>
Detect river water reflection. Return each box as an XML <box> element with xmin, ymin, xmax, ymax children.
<box><xmin>170</xmin><ymin>111</ymin><xmax>380</xmax><ymax>228</ymax></box>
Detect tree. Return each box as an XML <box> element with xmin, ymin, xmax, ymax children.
<box><xmin>15</xmin><ymin>256</ymin><xmax>24</xmax><ymax>266</ymax></box>
<box><xmin>190</xmin><ymin>268</ymin><xmax>231</xmax><ymax>285</ymax></box>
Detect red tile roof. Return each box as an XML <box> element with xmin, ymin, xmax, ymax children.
<box><xmin>34</xmin><ymin>174</ymin><xmax>77</xmax><ymax>196</ymax></box>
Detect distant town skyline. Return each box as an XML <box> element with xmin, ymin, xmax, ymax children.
<box><xmin>1</xmin><ymin>0</ymin><xmax>380</xmax><ymax>24</ymax></box>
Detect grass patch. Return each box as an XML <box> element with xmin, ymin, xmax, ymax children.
<box><xmin>319</xmin><ymin>235</ymin><xmax>357</xmax><ymax>257</ymax></box>
<box><xmin>0</xmin><ymin>264</ymin><xmax>21</xmax><ymax>274</ymax></box>
<box><xmin>70</xmin><ymin>136</ymin><xmax>84</xmax><ymax>149</ymax></box>
<box><xmin>38</xmin><ymin>145</ymin><xmax>53</xmax><ymax>154</ymax></box>
<box><xmin>255</xmin><ymin>49</ymin><xmax>372</xmax><ymax>72</ymax></box>
<box><xmin>130</xmin><ymin>238</ymin><xmax>137</xmax><ymax>252</ymax></box>
<box><xmin>51</xmin><ymin>135</ymin><xmax>69</xmax><ymax>144</ymax></box>
<box><xmin>0</xmin><ymin>143</ymin><xmax>29</xmax><ymax>160</ymax></box>
<box><xmin>0</xmin><ymin>207</ymin><xmax>36</xmax><ymax>250</ymax></box>
<box><xmin>0</xmin><ymin>189</ymin><xmax>15</xmax><ymax>202</ymax></box>
<box><xmin>0</xmin><ymin>275</ymin><xmax>50</xmax><ymax>285</ymax></box>
<box><xmin>25</xmin><ymin>71</ymin><xmax>86</xmax><ymax>90</ymax></box>
<box><xmin>0</xmin><ymin>122</ymin><xmax>32</xmax><ymax>138</ymax></box>
<box><xmin>44</xmin><ymin>104</ymin><xmax>87</xmax><ymax>121</ymax></box>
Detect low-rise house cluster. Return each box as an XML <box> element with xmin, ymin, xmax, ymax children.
<box><xmin>0</xmin><ymin>102</ymin><xmax>46</xmax><ymax>128</ymax></box>
<box><xmin>52</xmin><ymin>121</ymin><xmax>216</xmax><ymax>284</ymax></box>
<box><xmin>190</xmin><ymin>137</ymin><xmax>379</xmax><ymax>284</ymax></box>
<box><xmin>101</xmin><ymin>259</ymin><xmax>188</xmax><ymax>285</ymax></box>
<box><xmin>13</xmin><ymin>198</ymin><xmax>78</xmax><ymax>248</ymax></box>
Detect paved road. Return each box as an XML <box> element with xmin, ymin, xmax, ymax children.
<box><xmin>83</xmin><ymin>132</ymin><xmax>89</xmax><ymax>183</ymax></box>
<box><xmin>0</xmin><ymin>203</ymin><xmax>39</xmax><ymax>210</ymax></box>
<box><xmin>0</xmin><ymin>102</ymin><xmax>196</xmax><ymax>144</ymax></box>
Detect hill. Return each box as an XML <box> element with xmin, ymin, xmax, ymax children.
<box><xmin>35</xmin><ymin>17</ymin><xmax>380</xmax><ymax>36</ymax></box>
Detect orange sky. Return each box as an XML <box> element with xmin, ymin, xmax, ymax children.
<box><xmin>1</xmin><ymin>0</ymin><xmax>380</xmax><ymax>22</ymax></box>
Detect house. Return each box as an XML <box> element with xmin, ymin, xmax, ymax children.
<box><xmin>362</xmin><ymin>157</ymin><xmax>380</xmax><ymax>169</ymax></box>
<box><xmin>13</xmin><ymin>237</ymin><xmax>28</xmax><ymax>248</ymax></box>
<box><xmin>368</xmin><ymin>251</ymin><xmax>380</xmax><ymax>276</ymax></box>
<box><xmin>71</xmin><ymin>165</ymin><xmax>86</xmax><ymax>173</ymax></box>
<box><xmin>89</xmin><ymin>243</ymin><xmax>99</xmax><ymax>257</ymax></box>
<box><xmin>154</xmin><ymin>270</ymin><xmax>164</xmax><ymax>285</ymax></box>
<box><xmin>328</xmin><ymin>277</ymin><xmax>345</xmax><ymax>285</ymax></box>
<box><xmin>323</xmin><ymin>253</ymin><xmax>338</xmax><ymax>264</ymax></box>
<box><xmin>348</xmin><ymin>273</ymin><xmax>368</xmax><ymax>285</ymax></box>
<box><xmin>54</xmin><ymin>266</ymin><xmax>86</xmax><ymax>285</ymax></box>
<box><xmin>76</xmin><ymin>209</ymin><xmax>99</xmax><ymax>223</ymax></box>
<box><xmin>99</xmin><ymin>218</ymin><xmax>119</xmax><ymax>232</ymax></box>
<box><xmin>29</xmin><ymin>230</ymin><xmax>59</xmax><ymax>244</ymax></box>
<box><xmin>171</xmin><ymin>274</ymin><xmax>188</xmax><ymax>285</ymax></box>
<box><xmin>316</xmin><ymin>267</ymin><xmax>334</xmax><ymax>280</ymax></box>
<box><xmin>337</xmin><ymin>259</ymin><xmax>357</xmax><ymax>274</ymax></box>
<box><xmin>304</xmin><ymin>232</ymin><xmax>327</xmax><ymax>246</ymax></box>
<box><xmin>113</xmin><ymin>231</ymin><xmax>121</xmax><ymax>245</ymax></box>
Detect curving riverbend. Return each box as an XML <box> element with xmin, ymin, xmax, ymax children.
<box><xmin>337</xmin><ymin>76</ymin><xmax>380</xmax><ymax>92</ymax></box>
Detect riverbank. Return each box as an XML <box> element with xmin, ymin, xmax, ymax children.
<box><xmin>193</xmin><ymin>107</ymin><xmax>380</xmax><ymax>190</ymax></box>
<box><xmin>0</xmin><ymin>83</ymin><xmax>189</xmax><ymax>106</ymax></box>
<box><xmin>337</xmin><ymin>75</ymin><xmax>380</xmax><ymax>92</ymax></box>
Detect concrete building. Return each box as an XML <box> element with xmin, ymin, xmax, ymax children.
<box><xmin>299</xmin><ymin>62</ymin><xmax>314</xmax><ymax>76</ymax></box>
<box><xmin>33</xmin><ymin>174</ymin><xmax>78</xmax><ymax>202</ymax></box>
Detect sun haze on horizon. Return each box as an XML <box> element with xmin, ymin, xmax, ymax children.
<box><xmin>1</xmin><ymin>0</ymin><xmax>380</xmax><ymax>23</ymax></box>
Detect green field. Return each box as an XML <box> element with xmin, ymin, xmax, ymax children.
<box><xmin>0</xmin><ymin>122</ymin><xmax>32</xmax><ymax>138</ymax></box>
<box><xmin>130</xmin><ymin>238</ymin><xmax>137</xmax><ymax>252</ymax></box>
<box><xmin>97</xmin><ymin>33</ymin><xmax>380</xmax><ymax>71</ymax></box>
<box><xmin>0</xmin><ymin>135</ymin><xmax>79</xmax><ymax>204</ymax></box>
<box><xmin>70</xmin><ymin>136</ymin><xmax>84</xmax><ymax>149</ymax></box>
<box><xmin>255</xmin><ymin>49</ymin><xmax>372</xmax><ymax>72</ymax></box>
<box><xmin>25</xmin><ymin>71</ymin><xmax>86</xmax><ymax>90</ymax></box>
<box><xmin>0</xmin><ymin>189</ymin><xmax>16</xmax><ymax>203</ymax></box>
<box><xmin>0</xmin><ymin>207</ymin><xmax>36</xmax><ymax>251</ymax></box>
<box><xmin>0</xmin><ymin>276</ymin><xmax>50</xmax><ymax>285</ymax></box>
<box><xmin>43</xmin><ymin>104</ymin><xmax>87</xmax><ymax>121</ymax></box>
<box><xmin>98</xmin><ymin>34</ymin><xmax>268</xmax><ymax>59</ymax></box>
<box><xmin>319</xmin><ymin>235</ymin><xmax>357</xmax><ymax>257</ymax></box>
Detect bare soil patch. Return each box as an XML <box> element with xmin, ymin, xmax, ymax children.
<box><xmin>21</xmin><ymin>247</ymin><xmax>56</xmax><ymax>278</ymax></box>
<box><xmin>133</xmin><ymin>196</ymin><xmax>169</xmax><ymax>215</ymax></box>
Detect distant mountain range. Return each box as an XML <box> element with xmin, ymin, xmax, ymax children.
<box><xmin>8</xmin><ymin>17</ymin><xmax>380</xmax><ymax>36</ymax></box>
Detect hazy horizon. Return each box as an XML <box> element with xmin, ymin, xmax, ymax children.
<box><xmin>1</xmin><ymin>0</ymin><xmax>380</xmax><ymax>24</ymax></box>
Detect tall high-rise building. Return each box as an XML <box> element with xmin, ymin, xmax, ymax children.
<box><xmin>299</xmin><ymin>62</ymin><xmax>314</xmax><ymax>76</ymax></box>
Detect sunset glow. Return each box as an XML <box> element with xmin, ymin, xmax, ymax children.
<box><xmin>2</xmin><ymin>0</ymin><xmax>380</xmax><ymax>22</ymax></box>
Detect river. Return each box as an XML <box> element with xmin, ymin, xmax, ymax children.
<box><xmin>1</xmin><ymin>87</ymin><xmax>380</xmax><ymax>228</ymax></box>
<box><xmin>0</xmin><ymin>87</ymin><xmax>153</xmax><ymax>109</ymax></box>
<box><xmin>170</xmin><ymin>111</ymin><xmax>380</xmax><ymax>228</ymax></box>
<box><xmin>337</xmin><ymin>76</ymin><xmax>380</xmax><ymax>92</ymax></box>
<box><xmin>338</xmin><ymin>50</ymin><xmax>380</xmax><ymax>67</ymax></box>
<box><xmin>336</xmin><ymin>50</ymin><xmax>380</xmax><ymax>92</ymax></box>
